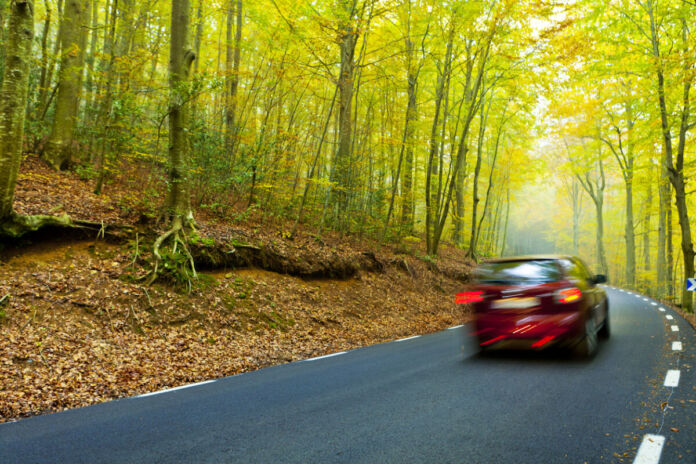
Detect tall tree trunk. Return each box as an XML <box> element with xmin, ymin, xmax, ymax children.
<box><xmin>330</xmin><ymin>0</ymin><xmax>358</xmax><ymax>230</ymax></box>
<box><xmin>93</xmin><ymin>0</ymin><xmax>117</xmax><ymax>195</ymax></box>
<box><xmin>224</xmin><ymin>0</ymin><xmax>242</xmax><ymax>162</ymax></box>
<box><xmin>399</xmin><ymin>56</ymin><xmax>416</xmax><ymax>233</ymax></box>
<box><xmin>425</xmin><ymin>24</ymin><xmax>453</xmax><ymax>255</ymax></box>
<box><xmin>642</xmin><ymin>174</ymin><xmax>652</xmax><ymax>275</ymax></box>
<box><xmin>35</xmin><ymin>0</ymin><xmax>51</xmax><ymax>118</ymax></box>
<box><xmin>576</xmin><ymin>156</ymin><xmax>607</xmax><ymax>276</ymax></box>
<box><xmin>399</xmin><ymin>8</ymin><xmax>417</xmax><ymax>233</ymax></box>
<box><xmin>473</xmin><ymin>119</ymin><xmax>503</xmax><ymax>257</ymax></box>
<box><xmin>667</xmin><ymin>198</ymin><xmax>674</xmax><ymax>300</ymax></box>
<box><xmin>38</xmin><ymin>0</ymin><xmax>63</xmax><ymax>117</ymax></box>
<box><xmin>451</xmin><ymin>44</ymin><xmax>473</xmax><ymax>247</ymax></box>
<box><xmin>0</xmin><ymin>0</ymin><xmax>34</xmax><ymax>220</ymax></box>
<box><xmin>571</xmin><ymin>179</ymin><xmax>581</xmax><ymax>254</ymax></box>
<box><xmin>431</xmin><ymin>38</ymin><xmax>491</xmax><ymax>255</ymax></box>
<box><xmin>166</xmin><ymin>0</ymin><xmax>195</xmax><ymax>224</ymax></box>
<box><xmin>623</xmin><ymin>103</ymin><xmax>636</xmax><ymax>287</ymax></box>
<box><xmin>594</xmin><ymin>194</ymin><xmax>608</xmax><ymax>276</ymax></box>
<box><xmin>42</xmin><ymin>0</ymin><xmax>89</xmax><ymax>170</ymax></box>
<box><xmin>648</xmin><ymin>7</ymin><xmax>694</xmax><ymax>311</ymax></box>
<box><xmin>81</xmin><ymin>0</ymin><xmax>98</xmax><ymax>126</ymax></box>
<box><xmin>500</xmin><ymin>187</ymin><xmax>510</xmax><ymax>256</ymax></box>
<box><xmin>467</xmin><ymin>87</ymin><xmax>493</xmax><ymax>258</ymax></box>
<box><xmin>657</xmin><ymin>157</ymin><xmax>668</xmax><ymax>296</ymax></box>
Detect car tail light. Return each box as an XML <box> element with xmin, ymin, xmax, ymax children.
<box><xmin>555</xmin><ymin>287</ymin><xmax>582</xmax><ymax>304</ymax></box>
<box><xmin>455</xmin><ymin>291</ymin><xmax>484</xmax><ymax>304</ymax></box>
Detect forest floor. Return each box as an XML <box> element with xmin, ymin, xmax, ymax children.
<box><xmin>0</xmin><ymin>156</ymin><xmax>474</xmax><ymax>422</ymax></box>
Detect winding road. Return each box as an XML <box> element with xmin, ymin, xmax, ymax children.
<box><xmin>1</xmin><ymin>287</ymin><xmax>694</xmax><ymax>463</ymax></box>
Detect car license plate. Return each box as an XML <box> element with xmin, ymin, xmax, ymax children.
<box><xmin>491</xmin><ymin>297</ymin><xmax>540</xmax><ymax>309</ymax></box>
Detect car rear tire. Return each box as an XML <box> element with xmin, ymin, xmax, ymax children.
<box><xmin>598</xmin><ymin>301</ymin><xmax>610</xmax><ymax>339</ymax></box>
<box><xmin>574</xmin><ymin>317</ymin><xmax>598</xmax><ymax>359</ymax></box>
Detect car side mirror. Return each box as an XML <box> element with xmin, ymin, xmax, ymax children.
<box><xmin>593</xmin><ymin>274</ymin><xmax>607</xmax><ymax>285</ymax></box>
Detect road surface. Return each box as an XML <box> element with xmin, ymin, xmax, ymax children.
<box><xmin>1</xmin><ymin>287</ymin><xmax>694</xmax><ymax>463</ymax></box>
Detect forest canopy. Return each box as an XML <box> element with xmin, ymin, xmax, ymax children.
<box><xmin>0</xmin><ymin>0</ymin><xmax>694</xmax><ymax>310</ymax></box>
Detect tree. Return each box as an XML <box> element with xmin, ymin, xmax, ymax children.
<box><xmin>0</xmin><ymin>0</ymin><xmax>34</xmax><ymax>223</ymax></box>
<box><xmin>149</xmin><ymin>0</ymin><xmax>197</xmax><ymax>286</ymax></box>
<box><xmin>41</xmin><ymin>0</ymin><xmax>89</xmax><ymax>170</ymax></box>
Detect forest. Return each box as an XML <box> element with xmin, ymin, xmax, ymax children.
<box><xmin>0</xmin><ymin>0</ymin><xmax>694</xmax><ymax>311</ymax></box>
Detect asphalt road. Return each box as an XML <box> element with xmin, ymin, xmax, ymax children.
<box><xmin>2</xmin><ymin>287</ymin><xmax>694</xmax><ymax>464</ymax></box>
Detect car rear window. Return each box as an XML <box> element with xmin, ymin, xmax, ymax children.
<box><xmin>474</xmin><ymin>260</ymin><xmax>562</xmax><ymax>285</ymax></box>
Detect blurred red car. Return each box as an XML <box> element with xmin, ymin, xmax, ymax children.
<box><xmin>458</xmin><ymin>255</ymin><xmax>609</xmax><ymax>357</ymax></box>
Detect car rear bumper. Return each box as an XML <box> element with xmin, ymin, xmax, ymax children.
<box><xmin>473</xmin><ymin>312</ymin><xmax>583</xmax><ymax>349</ymax></box>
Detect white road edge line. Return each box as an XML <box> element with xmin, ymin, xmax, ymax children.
<box><xmin>671</xmin><ymin>325</ymin><xmax>679</xmax><ymax>332</ymax></box>
<box><xmin>665</xmin><ymin>315</ymin><xmax>673</xmax><ymax>320</ymax></box>
<box><xmin>396</xmin><ymin>335</ymin><xmax>421</xmax><ymax>342</ymax></box>
<box><xmin>633</xmin><ymin>434</ymin><xmax>665</xmax><ymax>464</ymax></box>
<box><xmin>136</xmin><ymin>379</ymin><xmax>217</xmax><ymax>398</ymax></box>
<box><xmin>672</xmin><ymin>341</ymin><xmax>683</xmax><ymax>351</ymax></box>
<box><xmin>304</xmin><ymin>351</ymin><xmax>347</xmax><ymax>362</ymax></box>
<box><xmin>664</xmin><ymin>370</ymin><xmax>681</xmax><ymax>388</ymax></box>
<box><xmin>448</xmin><ymin>325</ymin><xmax>464</xmax><ymax>330</ymax></box>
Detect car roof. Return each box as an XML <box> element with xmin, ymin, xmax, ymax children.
<box><xmin>482</xmin><ymin>254</ymin><xmax>575</xmax><ymax>263</ymax></box>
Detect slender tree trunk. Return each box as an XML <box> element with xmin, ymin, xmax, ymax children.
<box><xmin>35</xmin><ymin>0</ymin><xmax>51</xmax><ymax>118</ymax></box>
<box><xmin>648</xmin><ymin>7</ymin><xmax>693</xmax><ymax>311</ymax></box>
<box><xmin>0</xmin><ymin>0</ymin><xmax>34</xmax><ymax>220</ymax></box>
<box><xmin>399</xmin><ymin>9</ymin><xmax>417</xmax><ymax>233</ymax></box>
<box><xmin>42</xmin><ymin>0</ymin><xmax>89</xmax><ymax>170</ymax></box>
<box><xmin>331</xmin><ymin>0</ymin><xmax>358</xmax><ymax>229</ymax></box>
<box><xmin>81</xmin><ymin>0</ymin><xmax>98</xmax><ymax>126</ymax></box>
<box><xmin>452</xmin><ymin>45</ymin><xmax>473</xmax><ymax>247</ymax></box>
<box><xmin>594</xmin><ymin>195</ymin><xmax>608</xmax><ymax>276</ymax></box>
<box><xmin>224</xmin><ymin>0</ymin><xmax>242</xmax><ymax>162</ymax></box>
<box><xmin>657</xmin><ymin>158</ymin><xmax>668</xmax><ymax>296</ymax></box>
<box><xmin>623</xmin><ymin>103</ymin><xmax>636</xmax><ymax>287</ymax></box>
<box><xmin>473</xmin><ymin>121</ymin><xmax>503</xmax><ymax>257</ymax></box>
<box><xmin>667</xmin><ymin>199</ymin><xmax>674</xmax><ymax>300</ymax></box>
<box><xmin>642</xmin><ymin>175</ymin><xmax>652</xmax><ymax>275</ymax></box>
<box><xmin>39</xmin><ymin>0</ymin><xmax>62</xmax><ymax>118</ymax></box>
<box><xmin>431</xmin><ymin>38</ymin><xmax>491</xmax><ymax>255</ymax></box>
<box><xmin>571</xmin><ymin>180</ymin><xmax>581</xmax><ymax>254</ymax></box>
<box><xmin>425</xmin><ymin>25</ymin><xmax>453</xmax><ymax>255</ymax></box>
<box><xmin>166</xmin><ymin>0</ymin><xmax>195</xmax><ymax>223</ymax></box>
<box><xmin>500</xmin><ymin>187</ymin><xmax>510</xmax><ymax>256</ymax></box>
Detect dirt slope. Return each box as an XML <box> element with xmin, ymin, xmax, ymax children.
<box><xmin>0</xmin><ymin>157</ymin><xmax>475</xmax><ymax>422</ymax></box>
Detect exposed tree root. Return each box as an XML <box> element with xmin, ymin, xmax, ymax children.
<box><xmin>146</xmin><ymin>217</ymin><xmax>198</xmax><ymax>291</ymax></box>
<box><xmin>0</xmin><ymin>212</ymin><xmax>133</xmax><ymax>241</ymax></box>
<box><xmin>0</xmin><ymin>212</ymin><xmax>75</xmax><ymax>238</ymax></box>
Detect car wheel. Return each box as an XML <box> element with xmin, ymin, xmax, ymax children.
<box><xmin>598</xmin><ymin>301</ymin><xmax>610</xmax><ymax>339</ymax></box>
<box><xmin>574</xmin><ymin>317</ymin><xmax>598</xmax><ymax>358</ymax></box>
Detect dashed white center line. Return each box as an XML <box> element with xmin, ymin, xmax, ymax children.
<box><xmin>651</xmin><ymin>302</ymin><xmax>657</xmax><ymax>306</ymax></box>
<box><xmin>665</xmin><ymin>315</ymin><xmax>673</xmax><ymax>320</ymax></box>
<box><xmin>136</xmin><ymin>380</ymin><xmax>217</xmax><ymax>398</ymax></box>
<box><xmin>633</xmin><ymin>434</ymin><xmax>665</xmax><ymax>464</ymax></box>
<box><xmin>671</xmin><ymin>325</ymin><xmax>679</xmax><ymax>332</ymax></box>
<box><xmin>396</xmin><ymin>335</ymin><xmax>421</xmax><ymax>342</ymax></box>
<box><xmin>642</xmin><ymin>298</ymin><xmax>649</xmax><ymax>302</ymax></box>
<box><xmin>658</xmin><ymin>308</ymin><xmax>666</xmax><ymax>312</ymax></box>
<box><xmin>664</xmin><ymin>370</ymin><xmax>681</xmax><ymax>388</ymax></box>
<box><xmin>672</xmin><ymin>341</ymin><xmax>683</xmax><ymax>351</ymax></box>
<box><xmin>304</xmin><ymin>351</ymin><xmax>347</xmax><ymax>362</ymax></box>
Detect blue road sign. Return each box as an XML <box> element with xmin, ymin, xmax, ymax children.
<box><xmin>687</xmin><ymin>278</ymin><xmax>696</xmax><ymax>291</ymax></box>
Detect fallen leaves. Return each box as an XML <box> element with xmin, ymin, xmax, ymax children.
<box><xmin>0</xmin><ymin>239</ymin><xmax>472</xmax><ymax>423</ymax></box>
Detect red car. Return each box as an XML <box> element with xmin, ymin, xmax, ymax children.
<box><xmin>458</xmin><ymin>255</ymin><xmax>609</xmax><ymax>357</ymax></box>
